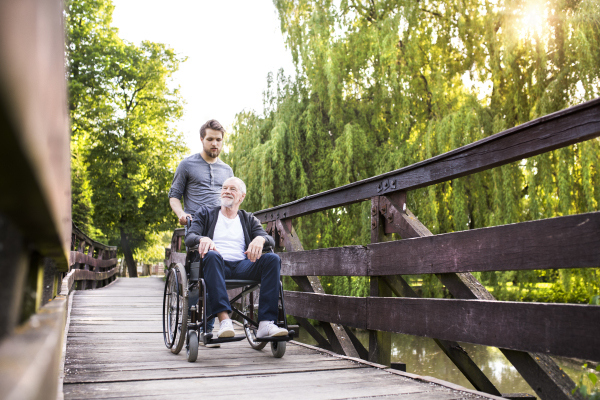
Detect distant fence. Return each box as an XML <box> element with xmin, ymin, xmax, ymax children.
<box><xmin>60</xmin><ymin>225</ymin><xmax>119</xmax><ymax>294</ymax></box>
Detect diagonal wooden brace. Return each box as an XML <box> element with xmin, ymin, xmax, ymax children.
<box><xmin>275</xmin><ymin>218</ymin><xmax>363</xmax><ymax>359</ymax></box>
<box><xmin>381</xmin><ymin>193</ymin><xmax>581</xmax><ymax>400</ymax></box>
<box><xmin>382</xmin><ymin>275</ymin><xmax>501</xmax><ymax>395</ymax></box>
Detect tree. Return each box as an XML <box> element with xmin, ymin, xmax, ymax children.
<box><xmin>223</xmin><ymin>0</ymin><xmax>600</xmax><ymax>300</ymax></box>
<box><xmin>66</xmin><ymin>0</ymin><xmax>187</xmax><ymax>277</ymax></box>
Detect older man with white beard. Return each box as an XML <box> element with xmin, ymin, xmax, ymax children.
<box><xmin>185</xmin><ymin>177</ymin><xmax>289</xmax><ymax>339</ymax></box>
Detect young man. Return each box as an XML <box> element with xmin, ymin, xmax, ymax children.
<box><xmin>169</xmin><ymin>119</ymin><xmax>233</xmax><ymax>344</ymax></box>
<box><xmin>185</xmin><ymin>177</ymin><xmax>289</xmax><ymax>339</ymax></box>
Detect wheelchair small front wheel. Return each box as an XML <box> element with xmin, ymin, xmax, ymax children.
<box><xmin>244</xmin><ymin>323</ymin><xmax>268</xmax><ymax>350</ymax></box>
<box><xmin>271</xmin><ymin>341</ymin><xmax>286</xmax><ymax>358</ymax></box>
<box><xmin>187</xmin><ymin>331</ymin><xmax>198</xmax><ymax>363</ymax></box>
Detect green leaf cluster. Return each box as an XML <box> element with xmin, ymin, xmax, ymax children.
<box><xmin>223</xmin><ymin>0</ymin><xmax>600</xmax><ymax>300</ymax></box>
<box><xmin>573</xmin><ymin>364</ymin><xmax>600</xmax><ymax>399</ymax></box>
<box><xmin>66</xmin><ymin>0</ymin><xmax>187</xmax><ymax>266</ymax></box>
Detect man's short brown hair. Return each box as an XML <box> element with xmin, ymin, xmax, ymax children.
<box><xmin>200</xmin><ymin>119</ymin><xmax>225</xmax><ymax>139</ymax></box>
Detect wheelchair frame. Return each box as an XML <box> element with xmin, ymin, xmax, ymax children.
<box><xmin>162</xmin><ymin>246</ymin><xmax>294</xmax><ymax>362</ymax></box>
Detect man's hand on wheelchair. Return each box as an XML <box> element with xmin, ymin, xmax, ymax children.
<box><xmin>198</xmin><ymin>237</ymin><xmax>217</xmax><ymax>258</ymax></box>
<box><xmin>245</xmin><ymin>236</ymin><xmax>266</xmax><ymax>262</ymax></box>
<box><xmin>178</xmin><ymin>213</ymin><xmax>192</xmax><ymax>225</ymax></box>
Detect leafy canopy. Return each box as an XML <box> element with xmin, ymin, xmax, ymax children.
<box><xmin>66</xmin><ymin>0</ymin><xmax>187</xmax><ymax>265</ymax></box>
<box><xmin>223</xmin><ymin>0</ymin><xmax>600</xmax><ymax>300</ymax></box>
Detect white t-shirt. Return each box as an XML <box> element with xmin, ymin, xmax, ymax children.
<box><xmin>212</xmin><ymin>211</ymin><xmax>246</xmax><ymax>262</ymax></box>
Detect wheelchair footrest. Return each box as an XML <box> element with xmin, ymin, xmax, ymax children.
<box><xmin>254</xmin><ymin>330</ymin><xmax>295</xmax><ymax>342</ymax></box>
<box><xmin>205</xmin><ymin>335</ymin><xmax>247</xmax><ymax>344</ymax></box>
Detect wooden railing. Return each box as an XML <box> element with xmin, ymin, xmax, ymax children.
<box><xmin>60</xmin><ymin>225</ymin><xmax>119</xmax><ymax>294</ymax></box>
<box><xmin>0</xmin><ymin>0</ymin><xmax>74</xmax><ymax>398</ymax></box>
<box><xmin>252</xmin><ymin>97</ymin><xmax>600</xmax><ymax>400</ymax></box>
<box><xmin>163</xmin><ymin>101</ymin><xmax>600</xmax><ymax>399</ymax></box>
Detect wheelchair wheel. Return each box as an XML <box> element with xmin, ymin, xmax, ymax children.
<box><xmin>271</xmin><ymin>341</ymin><xmax>286</xmax><ymax>358</ymax></box>
<box><xmin>162</xmin><ymin>264</ymin><xmax>188</xmax><ymax>354</ymax></box>
<box><xmin>242</xmin><ymin>291</ymin><xmax>267</xmax><ymax>350</ymax></box>
<box><xmin>187</xmin><ymin>331</ymin><xmax>198</xmax><ymax>362</ymax></box>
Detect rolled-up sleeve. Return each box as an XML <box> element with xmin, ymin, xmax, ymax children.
<box><xmin>168</xmin><ymin>161</ymin><xmax>186</xmax><ymax>200</ymax></box>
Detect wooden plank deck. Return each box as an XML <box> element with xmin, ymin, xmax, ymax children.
<box><xmin>62</xmin><ymin>277</ymin><xmax>500</xmax><ymax>400</ymax></box>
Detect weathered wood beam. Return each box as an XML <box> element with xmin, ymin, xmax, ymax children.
<box><xmin>368</xmin><ymin>296</ymin><xmax>600</xmax><ymax>361</ymax></box>
<box><xmin>71</xmin><ymin>266</ymin><xmax>118</xmax><ymax>282</ymax></box>
<box><xmin>382</xmin><ymin>275</ymin><xmax>502</xmax><ymax>395</ymax></box>
<box><xmin>277</xmin><ymin>219</ymin><xmax>363</xmax><ymax>359</ymax></box>
<box><xmin>0</xmin><ymin>295</ymin><xmax>67</xmax><ymax>399</ymax></box>
<box><xmin>280</xmin><ymin>245</ymin><xmax>369</xmax><ymax>276</ymax></box>
<box><xmin>0</xmin><ymin>213</ymin><xmax>28</xmax><ymax>339</ymax></box>
<box><xmin>284</xmin><ymin>291</ymin><xmax>366</xmax><ymax>329</ymax></box>
<box><xmin>369</xmin><ymin>196</ymin><xmax>392</xmax><ymax>365</ymax></box>
<box><xmin>283</xmin><ymin>290</ymin><xmax>600</xmax><ymax>361</ymax></box>
<box><xmin>69</xmin><ymin>251</ymin><xmax>117</xmax><ymax>269</ymax></box>
<box><xmin>390</xmin><ymin>201</ymin><xmax>581</xmax><ymax>400</ymax></box>
<box><xmin>372</xmin><ymin>211</ymin><xmax>600</xmax><ymax>275</ymax></box>
<box><xmin>278</xmin><ymin>212</ymin><xmax>600</xmax><ymax>276</ymax></box>
<box><xmin>255</xmin><ymin>97</ymin><xmax>600</xmax><ymax>223</ymax></box>
<box><xmin>294</xmin><ymin>316</ymin><xmax>333</xmax><ymax>350</ymax></box>
<box><xmin>0</xmin><ymin>0</ymin><xmax>72</xmax><ymax>267</ymax></box>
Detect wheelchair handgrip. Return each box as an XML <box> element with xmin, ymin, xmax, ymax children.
<box><xmin>186</xmin><ymin>215</ymin><xmax>192</xmax><ymax>229</ymax></box>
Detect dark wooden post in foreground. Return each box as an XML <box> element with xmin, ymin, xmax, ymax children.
<box><xmin>0</xmin><ymin>0</ymin><xmax>72</xmax><ymax>398</ymax></box>
<box><xmin>369</xmin><ymin>196</ymin><xmax>392</xmax><ymax>365</ymax></box>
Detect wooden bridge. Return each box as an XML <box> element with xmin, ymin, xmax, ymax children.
<box><xmin>62</xmin><ymin>277</ymin><xmax>504</xmax><ymax>400</ymax></box>
<box><xmin>0</xmin><ymin>1</ymin><xmax>599</xmax><ymax>399</ymax></box>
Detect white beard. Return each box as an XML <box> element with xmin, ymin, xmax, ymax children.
<box><xmin>220</xmin><ymin>197</ymin><xmax>234</xmax><ymax>208</ymax></box>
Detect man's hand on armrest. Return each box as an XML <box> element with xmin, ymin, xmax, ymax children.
<box><xmin>245</xmin><ymin>236</ymin><xmax>266</xmax><ymax>262</ymax></box>
<box><xmin>199</xmin><ymin>237</ymin><xmax>217</xmax><ymax>258</ymax></box>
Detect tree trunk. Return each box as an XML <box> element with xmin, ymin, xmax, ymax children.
<box><xmin>120</xmin><ymin>228</ymin><xmax>138</xmax><ymax>278</ymax></box>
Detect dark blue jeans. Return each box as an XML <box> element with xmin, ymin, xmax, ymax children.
<box><xmin>202</xmin><ymin>250</ymin><xmax>281</xmax><ymax>322</ymax></box>
<box><xmin>185</xmin><ymin>225</ymin><xmax>215</xmax><ymax>332</ymax></box>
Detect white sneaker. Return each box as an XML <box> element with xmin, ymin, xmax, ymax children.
<box><xmin>217</xmin><ymin>319</ymin><xmax>235</xmax><ymax>338</ymax></box>
<box><xmin>257</xmin><ymin>321</ymin><xmax>288</xmax><ymax>338</ymax></box>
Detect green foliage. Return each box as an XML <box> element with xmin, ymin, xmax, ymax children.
<box><xmin>224</xmin><ymin>0</ymin><xmax>600</xmax><ymax>299</ymax></box>
<box><xmin>66</xmin><ymin>0</ymin><xmax>187</xmax><ymax>260</ymax></box>
<box><xmin>573</xmin><ymin>364</ymin><xmax>600</xmax><ymax>399</ymax></box>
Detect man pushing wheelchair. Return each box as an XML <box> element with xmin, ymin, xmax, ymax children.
<box><xmin>185</xmin><ymin>176</ymin><xmax>289</xmax><ymax>340</ymax></box>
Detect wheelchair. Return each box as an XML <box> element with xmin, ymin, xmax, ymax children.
<box><xmin>162</xmin><ymin>237</ymin><xmax>294</xmax><ymax>362</ymax></box>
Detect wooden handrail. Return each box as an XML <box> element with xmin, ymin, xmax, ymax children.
<box><xmin>254</xmin><ymin>97</ymin><xmax>600</xmax><ymax>222</ymax></box>
<box><xmin>279</xmin><ymin>211</ymin><xmax>600</xmax><ymax>276</ymax></box>
<box><xmin>62</xmin><ymin>223</ymin><xmax>119</xmax><ymax>294</ymax></box>
<box><xmin>165</xmin><ymin>98</ymin><xmax>600</xmax><ymax>400</ymax></box>
<box><xmin>284</xmin><ymin>291</ymin><xmax>600</xmax><ymax>361</ymax></box>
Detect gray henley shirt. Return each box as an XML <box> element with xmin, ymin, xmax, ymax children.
<box><xmin>168</xmin><ymin>154</ymin><xmax>234</xmax><ymax>215</ymax></box>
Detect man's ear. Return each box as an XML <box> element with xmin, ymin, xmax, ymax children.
<box><xmin>240</xmin><ymin>193</ymin><xmax>246</xmax><ymax>203</ymax></box>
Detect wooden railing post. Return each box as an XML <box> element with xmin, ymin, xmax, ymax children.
<box><xmin>380</xmin><ymin>193</ymin><xmax>580</xmax><ymax>400</ymax></box>
<box><xmin>274</xmin><ymin>218</ymin><xmax>366</xmax><ymax>359</ymax></box>
<box><xmin>369</xmin><ymin>197</ymin><xmax>392</xmax><ymax>365</ymax></box>
<box><xmin>0</xmin><ymin>213</ymin><xmax>29</xmax><ymax>339</ymax></box>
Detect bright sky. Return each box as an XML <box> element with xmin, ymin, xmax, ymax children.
<box><xmin>111</xmin><ymin>0</ymin><xmax>295</xmax><ymax>155</ymax></box>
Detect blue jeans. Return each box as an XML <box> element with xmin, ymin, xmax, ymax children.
<box><xmin>185</xmin><ymin>225</ymin><xmax>215</xmax><ymax>332</ymax></box>
<box><xmin>202</xmin><ymin>251</ymin><xmax>281</xmax><ymax>322</ymax></box>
